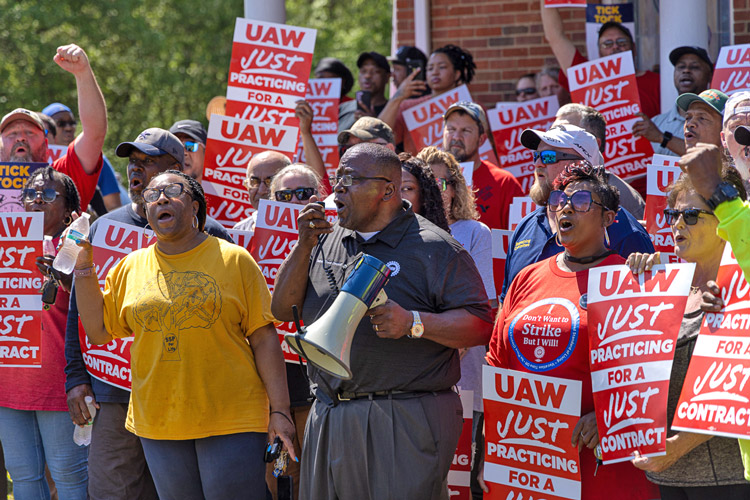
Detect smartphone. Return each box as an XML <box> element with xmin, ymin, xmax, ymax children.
<box><xmin>278</xmin><ymin>476</ymin><xmax>294</xmax><ymax>500</ymax></box>
<box><xmin>355</xmin><ymin>90</ymin><xmax>372</xmax><ymax>112</ymax></box>
<box><xmin>406</xmin><ymin>58</ymin><xmax>425</xmax><ymax>81</ymax></box>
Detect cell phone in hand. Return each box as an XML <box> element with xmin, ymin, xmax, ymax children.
<box><xmin>406</xmin><ymin>58</ymin><xmax>425</xmax><ymax>81</ymax></box>
<box><xmin>278</xmin><ymin>476</ymin><xmax>294</xmax><ymax>500</ymax></box>
<box><xmin>355</xmin><ymin>90</ymin><xmax>372</xmax><ymax>113</ymax></box>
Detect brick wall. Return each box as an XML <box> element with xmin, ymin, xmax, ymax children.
<box><xmin>735</xmin><ymin>0</ymin><xmax>750</xmax><ymax>43</ymax></box>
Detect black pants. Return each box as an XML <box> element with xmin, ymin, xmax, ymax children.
<box><xmin>659</xmin><ymin>483</ymin><xmax>750</xmax><ymax>500</ymax></box>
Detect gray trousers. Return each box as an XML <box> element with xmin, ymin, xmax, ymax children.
<box><xmin>299</xmin><ymin>390</ymin><xmax>463</xmax><ymax>500</ymax></box>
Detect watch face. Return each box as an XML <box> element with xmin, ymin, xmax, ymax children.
<box><xmin>411</xmin><ymin>324</ymin><xmax>424</xmax><ymax>336</ymax></box>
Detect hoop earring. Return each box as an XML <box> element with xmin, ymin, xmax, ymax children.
<box><xmin>604</xmin><ymin>228</ymin><xmax>611</xmax><ymax>248</ymax></box>
<box><xmin>555</xmin><ymin>231</ymin><xmax>562</xmax><ymax>248</ymax></box>
<box><xmin>192</xmin><ymin>215</ymin><xmax>198</xmax><ymax>229</ymax></box>
<box><xmin>63</xmin><ymin>215</ymin><xmax>73</xmax><ymax>226</ymax></box>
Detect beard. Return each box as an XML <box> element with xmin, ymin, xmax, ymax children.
<box><xmin>734</xmin><ymin>155</ymin><xmax>750</xmax><ymax>180</ymax></box>
<box><xmin>529</xmin><ymin>176</ymin><xmax>551</xmax><ymax>206</ymax></box>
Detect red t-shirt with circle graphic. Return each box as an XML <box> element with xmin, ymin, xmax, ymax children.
<box><xmin>487</xmin><ymin>253</ymin><xmax>659</xmax><ymax>500</ymax></box>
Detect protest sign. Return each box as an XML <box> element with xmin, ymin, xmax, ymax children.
<box><xmin>712</xmin><ymin>44</ymin><xmax>750</xmax><ymax>95</ymax></box>
<box><xmin>568</xmin><ymin>52</ymin><xmax>653</xmax><ymax>180</ymax></box>
<box><xmin>202</xmin><ymin>114</ymin><xmax>298</xmax><ymax>227</ymax></box>
<box><xmin>0</xmin><ymin>212</ymin><xmax>44</xmax><ymax>367</ymax></box>
<box><xmin>448</xmin><ymin>389</ymin><xmax>473</xmax><ymax>499</ymax></box>
<box><xmin>0</xmin><ymin>163</ymin><xmax>47</xmax><ymax>212</ymax></box>
<box><xmin>585</xmin><ymin>4</ymin><xmax>635</xmax><ymax>66</ymax></box>
<box><xmin>508</xmin><ymin>196</ymin><xmax>536</xmax><ymax>230</ymax></box>
<box><xmin>403</xmin><ymin>85</ymin><xmax>472</xmax><ymax>151</ymax></box>
<box><xmin>492</xmin><ymin>229</ymin><xmax>513</xmax><ymax>304</ymax></box>
<box><xmin>225</xmin><ymin>18</ymin><xmax>316</xmax><ymax>127</ymax></box>
<box><xmin>672</xmin><ymin>245</ymin><xmax>750</xmax><ymax>439</ymax></box>
<box><xmin>47</xmin><ymin>145</ymin><xmax>67</xmax><ymax>165</ymax></box>
<box><xmin>488</xmin><ymin>97</ymin><xmax>559</xmax><ymax>194</ymax></box>
<box><xmin>644</xmin><ymin>155</ymin><xmax>682</xmax><ymax>263</ymax></box>
<box><xmin>545</xmin><ymin>0</ymin><xmax>586</xmax><ymax>6</ymax></box>
<box><xmin>587</xmin><ymin>263</ymin><xmax>694</xmax><ymax>463</ymax></box>
<box><xmin>459</xmin><ymin>162</ymin><xmax>474</xmax><ymax>188</ymax></box>
<box><xmin>483</xmin><ymin>366</ymin><xmax>582</xmax><ymax>500</ymax></box>
<box><xmin>227</xmin><ymin>228</ymin><xmax>254</xmax><ymax>253</ymax></box>
<box><xmin>295</xmin><ymin>78</ymin><xmax>341</xmax><ymax>179</ymax></box>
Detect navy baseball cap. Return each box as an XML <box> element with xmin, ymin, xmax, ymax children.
<box><xmin>169</xmin><ymin>119</ymin><xmax>207</xmax><ymax>145</ymax></box>
<box><xmin>115</xmin><ymin>128</ymin><xmax>185</xmax><ymax>165</ymax></box>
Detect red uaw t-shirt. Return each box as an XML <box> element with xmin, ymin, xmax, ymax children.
<box><xmin>488</xmin><ymin>254</ymin><xmax>659</xmax><ymax>500</ymax></box>
<box><xmin>473</xmin><ymin>160</ymin><xmax>523</xmax><ymax>230</ymax></box>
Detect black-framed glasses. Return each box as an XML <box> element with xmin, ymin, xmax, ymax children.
<box><xmin>436</xmin><ymin>177</ymin><xmax>454</xmax><ymax>191</ymax></box>
<box><xmin>664</xmin><ymin>208</ymin><xmax>714</xmax><ymax>226</ymax></box>
<box><xmin>184</xmin><ymin>141</ymin><xmax>200</xmax><ymax>153</ymax></box>
<box><xmin>516</xmin><ymin>87</ymin><xmax>536</xmax><ymax>96</ymax></box>
<box><xmin>533</xmin><ymin>150</ymin><xmax>583</xmax><ymax>164</ymax></box>
<box><xmin>548</xmin><ymin>190</ymin><xmax>607</xmax><ymax>212</ymax></box>
<box><xmin>275</xmin><ymin>187</ymin><xmax>315</xmax><ymax>202</ymax></box>
<box><xmin>23</xmin><ymin>188</ymin><xmax>61</xmax><ymax>203</ymax></box>
<box><xmin>599</xmin><ymin>38</ymin><xmax>630</xmax><ymax>49</ymax></box>
<box><xmin>329</xmin><ymin>174</ymin><xmax>391</xmax><ymax>187</ymax></box>
<box><xmin>142</xmin><ymin>183</ymin><xmax>185</xmax><ymax>203</ymax></box>
<box><xmin>246</xmin><ymin>176</ymin><xmax>273</xmax><ymax>189</ymax></box>
<box><xmin>56</xmin><ymin>120</ymin><xmax>77</xmax><ymax>128</ymax></box>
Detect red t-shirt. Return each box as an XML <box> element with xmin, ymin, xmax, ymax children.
<box><xmin>473</xmin><ymin>160</ymin><xmax>523</xmax><ymax>230</ymax></box>
<box><xmin>52</xmin><ymin>140</ymin><xmax>103</xmax><ymax>212</ymax></box>
<box><xmin>488</xmin><ymin>254</ymin><xmax>659</xmax><ymax>500</ymax></box>
<box><xmin>559</xmin><ymin>49</ymin><xmax>661</xmax><ymax>119</ymax></box>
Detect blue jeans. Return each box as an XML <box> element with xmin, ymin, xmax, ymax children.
<box><xmin>0</xmin><ymin>407</ymin><xmax>88</xmax><ymax>500</ymax></box>
<box><xmin>140</xmin><ymin>432</ymin><xmax>267</xmax><ymax>500</ymax></box>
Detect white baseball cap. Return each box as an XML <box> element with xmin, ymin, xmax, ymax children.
<box><xmin>520</xmin><ymin>124</ymin><xmax>604</xmax><ymax>166</ymax></box>
<box><xmin>723</xmin><ymin>91</ymin><xmax>750</xmax><ymax>127</ymax></box>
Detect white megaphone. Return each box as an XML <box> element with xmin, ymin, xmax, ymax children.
<box><xmin>286</xmin><ymin>254</ymin><xmax>391</xmax><ymax>379</ymax></box>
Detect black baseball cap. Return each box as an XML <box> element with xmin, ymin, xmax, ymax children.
<box><xmin>169</xmin><ymin>119</ymin><xmax>207</xmax><ymax>145</ymax></box>
<box><xmin>669</xmin><ymin>46</ymin><xmax>713</xmax><ymax>68</ymax></box>
<box><xmin>388</xmin><ymin>46</ymin><xmax>427</xmax><ymax>66</ymax></box>
<box><xmin>357</xmin><ymin>52</ymin><xmax>390</xmax><ymax>73</ymax></box>
<box><xmin>116</xmin><ymin>128</ymin><xmax>185</xmax><ymax>166</ymax></box>
<box><xmin>314</xmin><ymin>57</ymin><xmax>354</xmax><ymax>96</ymax></box>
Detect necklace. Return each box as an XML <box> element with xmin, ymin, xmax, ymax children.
<box><xmin>563</xmin><ymin>249</ymin><xmax>615</xmax><ymax>265</ymax></box>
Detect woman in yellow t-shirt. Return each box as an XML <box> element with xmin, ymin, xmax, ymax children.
<box><xmin>74</xmin><ymin>170</ymin><xmax>295</xmax><ymax>499</ymax></box>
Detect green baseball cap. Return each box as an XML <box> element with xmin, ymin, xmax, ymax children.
<box><xmin>676</xmin><ymin>89</ymin><xmax>728</xmax><ymax>117</ymax></box>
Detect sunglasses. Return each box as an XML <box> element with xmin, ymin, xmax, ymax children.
<box><xmin>184</xmin><ymin>141</ymin><xmax>200</xmax><ymax>153</ymax></box>
<box><xmin>664</xmin><ymin>208</ymin><xmax>714</xmax><ymax>226</ymax></box>
<box><xmin>23</xmin><ymin>188</ymin><xmax>61</xmax><ymax>203</ymax></box>
<box><xmin>142</xmin><ymin>183</ymin><xmax>185</xmax><ymax>203</ymax></box>
<box><xmin>329</xmin><ymin>174</ymin><xmax>391</xmax><ymax>187</ymax></box>
<box><xmin>275</xmin><ymin>187</ymin><xmax>315</xmax><ymax>202</ymax></box>
<box><xmin>548</xmin><ymin>190</ymin><xmax>607</xmax><ymax>212</ymax></box>
<box><xmin>246</xmin><ymin>176</ymin><xmax>273</xmax><ymax>189</ymax></box>
<box><xmin>599</xmin><ymin>38</ymin><xmax>630</xmax><ymax>49</ymax></box>
<box><xmin>516</xmin><ymin>87</ymin><xmax>537</xmax><ymax>96</ymax></box>
<box><xmin>436</xmin><ymin>177</ymin><xmax>454</xmax><ymax>191</ymax></box>
<box><xmin>533</xmin><ymin>150</ymin><xmax>583</xmax><ymax>164</ymax></box>
<box><xmin>56</xmin><ymin>120</ymin><xmax>77</xmax><ymax>128</ymax></box>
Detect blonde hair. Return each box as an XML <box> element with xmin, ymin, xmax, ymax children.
<box><xmin>417</xmin><ymin>146</ymin><xmax>478</xmax><ymax>221</ymax></box>
<box><xmin>269</xmin><ymin>163</ymin><xmax>323</xmax><ymax>198</ymax></box>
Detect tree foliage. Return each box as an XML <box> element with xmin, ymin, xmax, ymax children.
<box><xmin>0</xmin><ymin>0</ymin><xmax>391</xmax><ymax>178</ymax></box>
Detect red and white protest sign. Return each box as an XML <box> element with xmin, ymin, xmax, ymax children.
<box><xmin>225</xmin><ymin>18</ymin><xmax>316</xmax><ymax>127</ymax></box>
<box><xmin>508</xmin><ymin>196</ymin><xmax>536</xmax><ymax>230</ymax></box>
<box><xmin>672</xmin><ymin>245</ymin><xmax>750</xmax><ymax>438</ymax></box>
<box><xmin>403</xmin><ymin>85</ymin><xmax>472</xmax><ymax>151</ymax></box>
<box><xmin>202</xmin><ymin>115</ymin><xmax>298</xmax><ymax>227</ymax></box>
<box><xmin>448</xmin><ymin>389</ymin><xmax>473</xmax><ymax>499</ymax></box>
<box><xmin>545</xmin><ymin>0</ymin><xmax>586</xmax><ymax>6</ymax></box>
<box><xmin>483</xmin><ymin>366</ymin><xmax>582</xmax><ymax>500</ymax></box>
<box><xmin>0</xmin><ymin>213</ymin><xmax>44</xmax><ymax>367</ymax></box>
<box><xmin>488</xmin><ymin>97</ymin><xmax>559</xmax><ymax>194</ymax></box>
<box><xmin>712</xmin><ymin>44</ymin><xmax>750</xmax><ymax>95</ymax></box>
<box><xmin>295</xmin><ymin>78</ymin><xmax>341</xmax><ymax>179</ymax></box>
<box><xmin>227</xmin><ymin>228</ymin><xmax>254</xmax><ymax>253</ymax></box>
<box><xmin>586</xmin><ymin>263</ymin><xmax>694</xmax><ymax>463</ymax></box>
<box><xmin>492</xmin><ymin>229</ymin><xmax>512</xmax><ymax>304</ymax></box>
<box><xmin>568</xmin><ymin>51</ymin><xmax>653</xmax><ymax>180</ymax></box>
<box><xmin>644</xmin><ymin>155</ymin><xmax>682</xmax><ymax>262</ymax></box>
<box><xmin>47</xmin><ymin>145</ymin><xmax>67</xmax><ymax>165</ymax></box>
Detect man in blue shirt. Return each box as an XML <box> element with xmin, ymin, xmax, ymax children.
<box><xmin>500</xmin><ymin>125</ymin><xmax>654</xmax><ymax>303</ymax></box>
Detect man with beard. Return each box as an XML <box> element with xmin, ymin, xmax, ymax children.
<box><xmin>64</xmin><ymin>128</ymin><xmax>230</xmax><ymax>500</ymax></box>
<box><xmin>499</xmin><ymin>125</ymin><xmax>653</xmax><ymax>303</ymax></box>
<box><xmin>632</xmin><ymin>47</ymin><xmax>714</xmax><ymax>156</ymax></box>
<box><xmin>442</xmin><ymin>101</ymin><xmax>523</xmax><ymax>229</ymax></box>
<box><xmin>272</xmin><ymin>143</ymin><xmax>492</xmax><ymax>499</ymax></box>
<box><xmin>1</xmin><ymin>44</ymin><xmax>105</xmax><ymax>211</ymax></box>
<box><xmin>722</xmin><ymin>91</ymin><xmax>750</xmax><ymax>182</ymax></box>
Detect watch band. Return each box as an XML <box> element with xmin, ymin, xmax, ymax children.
<box><xmin>408</xmin><ymin>310</ymin><xmax>424</xmax><ymax>338</ymax></box>
<box><xmin>660</xmin><ymin>131</ymin><xmax>673</xmax><ymax>148</ymax></box>
<box><xmin>706</xmin><ymin>182</ymin><xmax>740</xmax><ymax>211</ymax></box>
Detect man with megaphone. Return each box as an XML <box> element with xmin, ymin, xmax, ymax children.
<box><xmin>272</xmin><ymin>143</ymin><xmax>493</xmax><ymax>500</ymax></box>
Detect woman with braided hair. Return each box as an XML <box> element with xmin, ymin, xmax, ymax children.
<box><xmin>379</xmin><ymin>44</ymin><xmax>477</xmax><ymax>154</ymax></box>
<box><xmin>397</xmin><ymin>153</ymin><xmax>450</xmax><ymax>232</ymax></box>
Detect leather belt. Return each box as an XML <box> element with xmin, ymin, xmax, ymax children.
<box><xmin>337</xmin><ymin>389</ymin><xmax>444</xmax><ymax>402</ymax></box>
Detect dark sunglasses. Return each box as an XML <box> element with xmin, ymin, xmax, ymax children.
<box><xmin>548</xmin><ymin>190</ymin><xmax>607</xmax><ymax>212</ymax></box>
<box><xmin>23</xmin><ymin>188</ymin><xmax>61</xmax><ymax>203</ymax></box>
<box><xmin>533</xmin><ymin>150</ymin><xmax>583</xmax><ymax>164</ymax></box>
<box><xmin>516</xmin><ymin>87</ymin><xmax>537</xmax><ymax>96</ymax></box>
<box><xmin>56</xmin><ymin>120</ymin><xmax>77</xmax><ymax>128</ymax></box>
<box><xmin>184</xmin><ymin>141</ymin><xmax>200</xmax><ymax>153</ymax></box>
<box><xmin>436</xmin><ymin>177</ymin><xmax>454</xmax><ymax>191</ymax></box>
<box><xmin>142</xmin><ymin>183</ymin><xmax>185</xmax><ymax>203</ymax></box>
<box><xmin>274</xmin><ymin>187</ymin><xmax>315</xmax><ymax>202</ymax></box>
<box><xmin>664</xmin><ymin>208</ymin><xmax>714</xmax><ymax>226</ymax></box>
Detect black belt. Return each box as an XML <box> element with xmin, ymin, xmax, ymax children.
<box><xmin>336</xmin><ymin>389</ymin><xmax>448</xmax><ymax>402</ymax></box>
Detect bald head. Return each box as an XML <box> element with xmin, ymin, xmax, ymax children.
<box><xmin>245</xmin><ymin>150</ymin><xmax>292</xmax><ymax>208</ymax></box>
<box><xmin>340</xmin><ymin>142</ymin><xmax>402</xmax><ymax>184</ymax></box>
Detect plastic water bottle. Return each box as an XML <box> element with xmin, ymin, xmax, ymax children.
<box><xmin>73</xmin><ymin>396</ymin><xmax>97</xmax><ymax>446</ymax></box>
<box><xmin>53</xmin><ymin>213</ymin><xmax>90</xmax><ymax>274</ymax></box>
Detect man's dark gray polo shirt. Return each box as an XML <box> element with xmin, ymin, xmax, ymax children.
<box><xmin>299</xmin><ymin>203</ymin><xmax>492</xmax><ymax>401</ymax></box>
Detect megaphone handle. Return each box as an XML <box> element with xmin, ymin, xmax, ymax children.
<box><xmin>371</xmin><ymin>289</ymin><xmax>388</xmax><ymax>308</ymax></box>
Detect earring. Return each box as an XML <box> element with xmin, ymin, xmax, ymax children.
<box><xmin>63</xmin><ymin>215</ymin><xmax>73</xmax><ymax>226</ymax></box>
<box><xmin>604</xmin><ymin>229</ymin><xmax>611</xmax><ymax>248</ymax></box>
<box><xmin>555</xmin><ymin>231</ymin><xmax>562</xmax><ymax>247</ymax></box>
<box><xmin>192</xmin><ymin>215</ymin><xmax>198</xmax><ymax>229</ymax></box>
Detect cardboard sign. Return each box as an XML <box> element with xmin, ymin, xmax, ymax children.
<box><xmin>46</xmin><ymin>145</ymin><xmax>67</xmax><ymax>165</ymax></box>
<box><xmin>492</xmin><ymin>229</ymin><xmax>513</xmax><ymax>304</ymax></box>
<box><xmin>488</xmin><ymin>97</ymin><xmax>559</xmax><ymax>194</ymax></box>
<box><xmin>585</xmin><ymin>4</ymin><xmax>635</xmax><ymax>66</ymax></box>
<box><xmin>0</xmin><ymin>163</ymin><xmax>48</xmax><ymax>213</ymax></box>
<box><xmin>712</xmin><ymin>44</ymin><xmax>750</xmax><ymax>95</ymax></box>
<box><xmin>586</xmin><ymin>263</ymin><xmax>694</xmax><ymax>463</ymax></box>
<box><xmin>672</xmin><ymin>245</ymin><xmax>750</xmax><ymax>439</ymax></box>
<box><xmin>295</xmin><ymin>78</ymin><xmax>341</xmax><ymax>180</ymax></box>
<box><xmin>545</xmin><ymin>0</ymin><xmax>586</xmax><ymax>6</ymax></box>
<box><xmin>644</xmin><ymin>155</ymin><xmax>682</xmax><ymax>263</ymax></box>
<box><xmin>202</xmin><ymin>115</ymin><xmax>298</xmax><ymax>227</ymax></box>
<box><xmin>448</xmin><ymin>389</ymin><xmax>474</xmax><ymax>499</ymax></box>
<box><xmin>568</xmin><ymin>52</ymin><xmax>654</xmax><ymax>180</ymax></box>
<box><xmin>508</xmin><ymin>196</ymin><xmax>536</xmax><ymax>230</ymax></box>
<box><xmin>225</xmin><ymin>18</ymin><xmax>316</xmax><ymax>127</ymax></box>
<box><xmin>483</xmin><ymin>366</ymin><xmax>582</xmax><ymax>500</ymax></box>
<box><xmin>403</xmin><ymin>85</ymin><xmax>472</xmax><ymax>151</ymax></box>
<box><xmin>0</xmin><ymin>213</ymin><xmax>44</xmax><ymax>367</ymax></box>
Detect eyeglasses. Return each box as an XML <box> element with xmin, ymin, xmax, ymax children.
<box><xmin>599</xmin><ymin>38</ymin><xmax>630</xmax><ymax>50</ymax></box>
<box><xmin>142</xmin><ymin>183</ymin><xmax>185</xmax><ymax>203</ymax></box>
<box><xmin>184</xmin><ymin>141</ymin><xmax>200</xmax><ymax>153</ymax></box>
<box><xmin>533</xmin><ymin>150</ymin><xmax>583</xmax><ymax>164</ymax></box>
<box><xmin>329</xmin><ymin>174</ymin><xmax>391</xmax><ymax>187</ymax></box>
<box><xmin>275</xmin><ymin>187</ymin><xmax>315</xmax><ymax>202</ymax></box>
<box><xmin>548</xmin><ymin>190</ymin><xmax>607</xmax><ymax>212</ymax></box>
<box><xmin>436</xmin><ymin>178</ymin><xmax>454</xmax><ymax>191</ymax></box>
<box><xmin>246</xmin><ymin>177</ymin><xmax>273</xmax><ymax>189</ymax></box>
<box><xmin>23</xmin><ymin>188</ymin><xmax>61</xmax><ymax>203</ymax></box>
<box><xmin>516</xmin><ymin>87</ymin><xmax>537</xmax><ymax>96</ymax></box>
<box><xmin>664</xmin><ymin>208</ymin><xmax>714</xmax><ymax>226</ymax></box>
<box><xmin>56</xmin><ymin>120</ymin><xmax>77</xmax><ymax>128</ymax></box>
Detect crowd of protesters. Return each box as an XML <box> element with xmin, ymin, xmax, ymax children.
<box><xmin>5</xmin><ymin>2</ymin><xmax>750</xmax><ymax>499</ymax></box>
